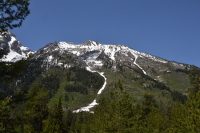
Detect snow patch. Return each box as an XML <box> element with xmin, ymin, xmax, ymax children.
<box><xmin>73</xmin><ymin>66</ymin><xmax>107</xmax><ymax>113</ymax></box>
<box><xmin>48</xmin><ymin>55</ymin><xmax>53</xmax><ymax>62</ymax></box>
<box><xmin>58</xmin><ymin>42</ymin><xmax>76</xmax><ymax>49</ymax></box>
<box><xmin>9</xmin><ymin>36</ymin><xmax>16</xmax><ymax>45</ymax></box>
<box><xmin>20</xmin><ymin>46</ymin><xmax>29</xmax><ymax>51</ymax></box>
<box><xmin>129</xmin><ymin>50</ymin><xmax>147</xmax><ymax>75</ymax></box>
<box><xmin>1</xmin><ymin>49</ymin><xmax>23</xmax><ymax>62</ymax></box>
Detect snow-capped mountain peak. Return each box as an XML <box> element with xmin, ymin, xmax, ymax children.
<box><xmin>51</xmin><ymin>40</ymin><xmax>167</xmax><ymax>64</ymax></box>
<box><xmin>34</xmin><ymin>40</ymin><xmax>181</xmax><ymax>76</ymax></box>
<box><xmin>0</xmin><ymin>30</ymin><xmax>35</xmax><ymax>62</ymax></box>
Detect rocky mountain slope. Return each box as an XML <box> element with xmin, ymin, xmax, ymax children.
<box><xmin>30</xmin><ymin>40</ymin><xmax>191</xmax><ymax>109</ymax></box>
<box><xmin>0</xmin><ymin>31</ymin><xmax>193</xmax><ymax>110</ymax></box>
<box><xmin>34</xmin><ymin>40</ymin><xmax>190</xmax><ymax>79</ymax></box>
<box><xmin>0</xmin><ymin>30</ymin><xmax>35</xmax><ymax>62</ymax></box>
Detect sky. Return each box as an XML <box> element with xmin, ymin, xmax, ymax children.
<box><xmin>12</xmin><ymin>0</ymin><xmax>200</xmax><ymax>67</ymax></box>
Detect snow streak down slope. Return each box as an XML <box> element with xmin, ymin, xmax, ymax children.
<box><xmin>132</xmin><ymin>53</ymin><xmax>147</xmax><ymax>75</ymax></box>
<box><xmin>36</xmin><ymin>40</ymin><xmax>170</xmax><ymax>76</ymax></box>
<box><xmin>73</xmin><ymin>66</ymin><xmax>107</xmax><ymax>113</ymax></box>
<box><xmin>58</xmin><ymin>41</ymin><xmax>165</xmax><ymax>75</ymax></box>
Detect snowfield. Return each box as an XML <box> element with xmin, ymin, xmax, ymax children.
<box><xmin>1</xmin><ymin>35</ymin><xmax>35</xmax><ymax>62</ymax></box>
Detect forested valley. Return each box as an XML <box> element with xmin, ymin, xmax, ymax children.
<box><xmin>1</xmin><ymin>63</ymin><xmax>200</xmax><ymax>133</ymax></box>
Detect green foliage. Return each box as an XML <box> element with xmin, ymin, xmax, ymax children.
<box><xmin>142</xmin><ymin>93</ymin><xmax>157</xmax><ymax>116</ymax></box>
<box><xmin>42</xmin><ymin>66</ymin><xmax>105</xmax><ymax>109</ymax></box>
<box><xmin>188</xmin><ymin>66</ymin><xmax>200</xmax><ymax>98</ymax></box>
<box><xmin>115</xmin><ymin>79</ymin><xmax>123</xmax><ymax>91</ymax></box>
<box><xmin>0</xmin><ymin>59</ymin><xmax>29</xmax><ymax>81</ymax></box>
<box><xmin>63</xmin><ymin>110</ymin><xmax>74</xmax><ymax>132</ymax></box>
<box><xmin>175</xmin><ymin>68</ymin><xmax>189</xmax><ymax>74</ymax></box>
<box><xmin>170</xmin><ymin>97</ymin><xmax>200</xmax><ymax>133</ymax></box>
<box><xmin>0</xmin><ymin>0</ymin><xmax>30</xmax><ymax>35</ymax></box>
<box><xmin>93</xmin><ymin>92</ymin><xmax>143</xmax><ymax>132</ymax></box>
<box><xmin>69</xmin><ymin>67</ymin><xmax>104</xmax><ymax>91</ymax></box>
<box><xmin>171</xmin><ymin>90</ymin><xmax>187</xmax><ymax>104</ymax></box>
<box><xmin>1</xmin><ymin>53</ymin><xmax>200</xmax><ymax>132</ymax></box>
<box><xmin>41</xmin><ymin>74</ymin><xmax>60</xmax><ymax>98</ymax></box>
<box><xmin>65</xmin><ymin>82</ymin><xmax>88</xmax><ymax>95</ymax></box>
<box><xmin>168</xmin><ymin>67</ymin><xmax>200</xmax><ymax>132</ymax></box>
<box><xmin>43</xmin><ymin>97</ymin><xmax>65</xmax><ymax>133</ymax></box>
<box><xmin>0</xmin><ymin>97</ymin><xmax>15</xmax><ymax>132</ymax></box>
<box><xmin>23</xmin><ymin>86</ymin><xmax>49</xmax><ymax>132</ymax></box>
<box><xmin>142</xmin><ymin>109</ymin><xmax>169</xmax><ymax>133</ymax></box>
<box><xmin>70</xmin><ymin>81</ymin><xmax>171</xmax><ymax>132</ymax></box>
<box><xmin>17</xmin><ymin>58</ymin><xmax>46</xmax><ymax>91</ymax></box>
<box><xmin>69</xmin><ymin>80</ymin><xmax>142</xmax><ymax>132</ymax></box>
<box><xmin>0</xmin><ymin>59</ymin><xmax>29</xmax><ymax>99</ymax></box>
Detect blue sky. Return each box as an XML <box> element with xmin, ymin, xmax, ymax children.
<box><xmin>12</xmin><ymin>0</ymin><xmax>200</xmax><ymax>67</ymax></box>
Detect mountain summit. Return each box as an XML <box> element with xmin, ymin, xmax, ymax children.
<box><xmin>22</xmin><ymin>39</ymin><xmax>190</xmax><ymax>111</ymax></box>
<box><xmin>0</xmin><ymin>32</ymin><xmax>192</xmax><ymax>111</ymax></box>
<box><xmin>34</xmin><ymin>40</ymin><xmax>189</xmax><ymax>77</ymax></box>
<box><xmin>0</xmin><ymin>30</ymin><xmax>35</xmax><ymax>62</ymax></box>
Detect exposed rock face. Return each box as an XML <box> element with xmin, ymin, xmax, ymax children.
<box><xmin>0</xmin><ymin>30</ymin><xmax>35</xmax><ymax>62</ymax></box>
<box><xmin>0</xmin><ymin>42</ymin><xmax>9</xmax><ymax>51</ymax></box>
<box><xmin>11</xmin><ymin>40</ymin><xmax>22</xmax><ymax>54</ymax></box>
<box><xmin>0</xmin><ymin>30</ymin><xmax>191</xmax><ymax>77</ymax></box>
<box><xmin>33</xmin><ymin>40</ymin><xmax>190</xmax><ymax>78</ymax></box>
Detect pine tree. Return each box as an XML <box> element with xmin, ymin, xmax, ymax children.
<box><xmin>188</xmin><ymin>66</ymin><xmax>200</xmax><ymax>98</ymax></box>
<box><xmin>23</xmin><ymin>86</ymin><xmax>49</xmax><ymax>132</ymax></box>
<box><xmin>0</xmin><ymin>59</ymin><xmax>29</xmax><ymax>82</ymax></box>
<box><xmin>142</xmin><ymin>106</ymin><xmax>169</xmax><ymax>132</ymax></box>
<box><xmin>0</xmin><ymin>0</ymin><xmax>30</xmax><ymax>35</ymax></box>
<box><xmin>142</xmin><ymin>93</ymin><xmax>157</xmax><ymax>116</ymax></box>
<box><xmin>170</xmin><ymin>67</ymin><xmax>200</xmax><ymax>132</ymax></box>
<box><xmin>88</xmin><ymin>80</ymin><xmax>143</xmax><ymax>132</ymax></box>
<box><xmin>43</xmin><ymin>97</ymin><xmax>65</xmax><ymax>133</ymax></box>
<box><xmin>0</xmin><ymin>97</ymin><xmax>15</xmax><ymax>132</ymax></box>
<box><xmin>63</xmin><ymin>109</ymin><xmax>74</xmax><ymax>132</ymax></box>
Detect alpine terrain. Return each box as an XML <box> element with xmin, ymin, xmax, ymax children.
<box><xmin>0</xmin><ymin>30</ymin><xmax>35</xmax><ymax>62</ymax></box>
<box><xmin>0</xmin><ymin>30</ymin><xmax>192</xmax><ymax>111</ymax></box>
<box><xmin>1</xmin><ymin>30</ymin><xmax>200</xmax><ymax>132</ymax></box>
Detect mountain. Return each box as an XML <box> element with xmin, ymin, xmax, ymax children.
<box><xmin>35</xmin><ymin>40</ymin><xmax>190</xmax><ymax>77</ymax></box>
<box><xmin>25</xmin><ymin>40</ymin><xmax>190</xmax><ymax>110</ymax></box>
<box><xmin>0</xmin><ymin>31</ymin><xmax>193</xmax><ymax>111</ymax></box>
<box><xmin>0</xmin><ymin>30</ymin><xmax>35</xmax><ymax>62</ymax></box>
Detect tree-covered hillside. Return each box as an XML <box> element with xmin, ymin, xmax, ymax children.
<box><xmin>1</xmin><ymin>66</ymin><xmax>200</xmax><ymax>132</ymax></box>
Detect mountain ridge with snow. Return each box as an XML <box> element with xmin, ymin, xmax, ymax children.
<box><xmin>0</xmin><ymin>30</ymin><xmax>190</xmax><ymax>78</ymax></box>
<box><xmin>0</xmin><ymin>31</ymin><xmax>194</xmax><ymax>112</ymax></box>
<box><xmin>0</xmin><ymin>30</ymin><xmax>35</xmax><ymax>62</ymax></box>
<box><xmin>34</xmin><ymin>40</ymin><xmax>189</xmax><ymax>77</ymax></box>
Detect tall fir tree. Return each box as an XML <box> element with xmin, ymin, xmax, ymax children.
<box><xmin>0</xmin><ymin>97</ymin><xmax>15</xmax><ymax>132</ymax></box>
<box><xmin>43</xmin><ymin>97</ymin><xmax>65</xmax><ymax>133</ymax></box>
<box><xmin>23</xmin><ymin>85</ymin><xmax>49</xmax><ymax>133</ymax></box>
